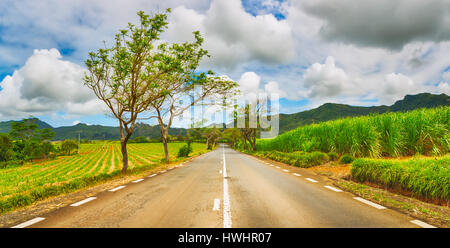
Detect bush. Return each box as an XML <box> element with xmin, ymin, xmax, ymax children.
<box><xmin>339</xmin><ymin>154</ymin><xmax>354</xmax><ymax>164</ymax></box>
<box><xmin>327</xmin><ymin>152</ymin><xmax>339</xmax><ymax>161</ymax></box>
<box><xmin>177</xmin><ymin>143</ymin><xmax>193</xmax><ymax>158</ymax></box>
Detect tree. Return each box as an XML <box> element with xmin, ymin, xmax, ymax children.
<box><xmin>60</xmin><ymin>140</ymin><xmax>79</xmax><ymax>155</ymax></box>
<box><xmin>8</xmin><ymin>118</ymin><xmax>55</xmax><ymax>162</ymax></box>
<box><xmin>0</xmin><ymin>133</ymin><xmax>13</xmax><ymax>162</ymax></box>
<box><xmin>145</xmin><ymin>32</ymin><xmax>238</xmax><ymax>161</ymax></box>
<box><xmin>234</xmin><ymin>97</ymin><xmax>267</xmax><ymax>151</ymax></box>
<box><xmin>222</xmin><ymin>128</ymin><xmax>241</xmax><ymax>148</ymax></box>
<box><xmin>202</xmin><ymin>127</ymin><xmax>221</xmax><ymax>149</ymax></box>
<box><xmin>83</xmin><ymin>10</ymin><xmax>174</xmax><ymax>173</ymax></box>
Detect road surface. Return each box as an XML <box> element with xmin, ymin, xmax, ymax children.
<box><xmin>12</xmin><ymin>145</ymin><xmax>426</xmax><ymax>228</ymax></box>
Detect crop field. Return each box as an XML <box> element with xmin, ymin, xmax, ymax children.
<box><xmin>257</xmin><ymin>107</ymin><xmax>449</xmax><ymax>158</ymax></box>
<box><xmin>351</xmin><ymin>155</ymin><xmax>450</xmax><ymax>203</ymax></box>
<box><xmin>0</xmin><ymin>142</ymin><xmax>207</xmax><ymax>214</ymax></box>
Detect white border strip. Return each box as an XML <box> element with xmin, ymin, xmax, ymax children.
<box><xmin>293</xmin><ymin>173</ymin><xmax>301</xmax><ymax>177</ymax></box>
<box><xmin>354</xmin><ymin>197</ymin><xmax>386</xmax><ymax>209</ymax></box>
<box><xmin>306</xmin><ymin>178</ymin><xmax>318</xmax><ymax>183</ymax></box>
<box><xmin>11</xmin><ymin>217</ymin><xmax>45</xmax><ymax>228</ymax></box>
<box><xmin>109</xmin><ymin>186</ymin><xmax>126</xmax><ymax>192</ymax></box>
<box><xmin>132</xmin><ymin>179</ymin><xmax>144</xmax><ymax>183</ymax></box>
<box><xmin>147</xmin><ymin>174</ymin><xmax>157</xmax><ymax>178</ymax></box>
<box><xmin>324</xmin><ymin>185</ymin><xmax>342</xmax><ymax>192</ymax></box>
<box><xmin>70</xmin><ymin>197</ymin><xmax>96</xmax><ymax>207</ymax></box>
<box><xmin>410</xmin><ymin>219</ymin><xmax>436</xmax><ymax>228</ymax></box>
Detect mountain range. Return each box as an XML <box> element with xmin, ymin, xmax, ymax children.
<box><xmin>0</xmin><ymin>93</ymin><xmax>448</xmax><ymax>140</ymax></box>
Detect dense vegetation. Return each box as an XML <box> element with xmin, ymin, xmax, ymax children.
<box><xmin>0</xmin><ymin>142</ymin><xmax>207</xmax><ymax>214</ymax></box>
<box><xmin>257</xmin><ymin>107</ymin><xmax>449</xmax><ymax>158</ymax></box>
<box><xmin>250</xmin><ymin>150</ymin><xmax>332</xmax><ymax>168</ymax></box>
<box><xmin>278</xmin><ymin>93</ymin><xmax>449</xmax><ymax>133</ymax></box>
<box><xmin>351</xmin><ymin>156</ymin><xmax>450</xmax><ymax>203</ymax></box>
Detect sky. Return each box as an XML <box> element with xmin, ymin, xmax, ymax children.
<box><xmin>0</xmin><ymin>0</ymin><xmax>449</xmax><ymax>128</ymax></box>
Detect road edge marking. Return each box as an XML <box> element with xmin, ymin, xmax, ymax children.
<box><xmin>324</xmin><ymin>185</ymin><xmax>342</xmax><ymax>192</ymax></box>
<box><xmin>70</xmin><ymin>197</ymin><xmax>97</xmax><ymax>207</ymax></box>
<box><xmin>132</xmin><ymin>179</ymin><xmax>144</xmax><ymax>183</ymax></box>
<box><xmin>353</xmin><ymin>197</ymin><xmax>386</xmax><ymax>209</ymax></box>
<box><xmin>11</xmin><ymin>217</ymin><xmax>45</xmax><ymax>228</ymax></box>
<box><xmin>109</xmin><ymin>185</ymin><xmax>126</xmax><ymax>192</ymax></box>
<box><xmin>410</xmin><ymin>219</ymin><xmax>436</xmax><ymax>228</ymax></box>
<box><xmin>306</xmin><ymin>178</ymin><xmax>318</xmax><ymax>183</ymax></box>
<box><xmin>292</xmin><ymin>173</ymin><xmax>301</xmax><ymax>177</ymax></box>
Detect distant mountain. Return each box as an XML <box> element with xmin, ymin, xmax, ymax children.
<box><xmin>0</xmin><ymin>120</ymin><xmax>186</xmax><ymax>141</ymax></box>
<box><xmin>278</xmin><ymin>93</ymin><xmax>449</xmax><ymax>133</ymax></box>
<box><xmin>0</xmin><ymin>119</ymin><xmax>53</xmax><ymax>133</ymax></box>
<box><xmin>0</xmin><ymin>93</ymin><xmax>448</xmax><ymax>139</ymax></box>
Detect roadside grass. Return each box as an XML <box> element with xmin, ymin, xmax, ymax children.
<box><xmin>0</xmin><ymin>142</ymin><xmax>207</xmax><ymax>215</ymax></box>
<box><xmin>249</xmin><ymin>150</ymin><xmax>331</xmax><ymax>168</ymax></box>
<box><xmin>351</xmin><ymin>155</ymin><xmax>450</xmax><ymax>204</ymax></box>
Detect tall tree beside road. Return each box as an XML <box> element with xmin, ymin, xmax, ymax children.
<box><xmin>83</xmin><ymin>10</ymin><xmax>173</xmax><ymax>173</ymax></box>
<box><xmin>145</xmin><ymin>31</ymin><xmax>238</xmax><ymax>161</ymax></box>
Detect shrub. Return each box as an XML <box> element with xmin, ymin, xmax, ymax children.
<box><xmin>177</xmin><ymin>143</ymin><xmax>193</xmax><ymax>158</ymax></box>
<box><xmin>339</xmin><ymin>154</ymin><xmax>354</xmax><ymax>164</ymax></box>
<box><xmin>327</xmin><ymin>152</ymin><xmax>339</xmax><ymax>161</ymax></box>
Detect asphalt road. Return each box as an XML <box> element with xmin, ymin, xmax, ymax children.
<box><xmin>13</xmin><ymin>144</ymin><xmax>426</xmax><ymax>228</ymax></box>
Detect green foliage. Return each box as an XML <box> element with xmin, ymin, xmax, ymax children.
<box><xmin>257</xmin><ymin>107</ymin><xmax>450</xmax><ymax>158</ymax></box>
<box><xmin>129</xmin><ymin>136</ymin><xmax>149</xmax><ymax>143</ymax></box>
<box><xmin>254</xmin><ymin>150</ymin><xmax>330</xmax><ymax>168</ymax></box>
<box><xmin>60</xmin><ymin>140</ymin><xmax>79</xmax><ymax>155</ymax></box>
<box><xmin>351</xmin><ymin>156</ymin><xmax>450</xmax><ymax>202</ymax></box>
<box><xmin>339</xmin><ymin>154</ymin><xmax>355</xmax><ymax>164</ymax></box>
<box><xmin>327</xmin><ymin>152</ymin><xmax>339</xmax><ymax>161</ymax></box>
<box><xmin>177</xmin><ymin>143</ymin><xmax>193</xmax><ymax>157</ymax></box>
<box><xmin>0</xmin><ymin>133</ymin><xmax>13</xmax><ymax>162</ymax></box>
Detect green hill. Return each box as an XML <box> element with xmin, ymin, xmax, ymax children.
<box><xmin>0</xmin><ymin>93</ymin><xmax>448</xmax><ymax>139</ymax></box>
<box><xmin>278</xmin><ymin>93</ymin><xmax>449</xmax><ymax>133</ymax></box>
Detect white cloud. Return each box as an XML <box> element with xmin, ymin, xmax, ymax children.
<box><xmin>0</xmin><ymin>48</ymin><xmax>106</xmax><ymax>120</ymax></box>
<box><xmin>443</xmin><ymin>71</ymin><xmax>450</xmax><ymax>81</ymax></box>
<box><xmin>166</xmin><ymin>0</ymin><xmax>296</xmax><ymax>69</ymax></box>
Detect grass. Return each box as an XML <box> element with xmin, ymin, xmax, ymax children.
<box><xmin>0</xmin><ymin>142</ymin><xmax>207</xmax><ymax>214</ymax></box>
<box><xmin>351</xmin><ymin>155</ymin><xmax>450</xmax><ymax>203</ymax></box>
<box><xmin>257</xmin><ymin>107</ymin><xmax>449</xmax><ymax>158</ymax></box>
<box><xmin>249</xmin><ymin>150</ymin><xmax>331</xmax><ymax>168</ymax></box>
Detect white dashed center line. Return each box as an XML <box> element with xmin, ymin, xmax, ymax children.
<box><xmin>353</xmin><ymin>197</ymin><xmax>386</xmax><ymax>209</ymax></box>
<box><xmin>275</xmin><ymin>166</ymin><xmax>280</xmax><ymax>169</ymax></box>
<box><xmin>292</xmin><ymin>173</ymin><xmax>301</xmax><ymax>177</ymax></box>
<box><xmin>213</xmin><ymin>198</ymin><xmax>220</xmax><ymax>211</ymax></box>
<box><xmin>11</xmin><ymin>217</ymin><xmax>45</xmax><ymax>228</ymax></box>
<box><xmin>109</xmin><ymin>186</ymin><xmax>126</xmax><ymax>192</ymax></box>
<box><xmin>70</xmin><ymin>197</ymin><xmax>97</xmax><ymax>207</ymax></box>
<box><xmin>223</xmin><ymin>145</ymin><xmax>232</xmax><ymax>228</ymax></box>
<box><xmin>283</xmin><ymin>169</ymin><xmax>289</xmax><ymax>172</ymax></box>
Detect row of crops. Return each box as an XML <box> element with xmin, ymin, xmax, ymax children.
<box><xmin>257</xmin><ymin>107</ymin><xmax>449</xmax><ymax>158</ymax></box>
<box><xmin>0</xmin><ymin>142</ymin><xmax>206</xmax><ymax>214</ymax></box>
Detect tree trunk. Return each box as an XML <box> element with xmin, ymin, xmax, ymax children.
<box><xmin>159</xmin><ymin>126</ymin><xmax>170</xmax><ymax>162</ymax></box>
<box><xmin>121</xmin><ymin>140</ymin><xmax>128</xmax><ymax>174</ymax></box>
